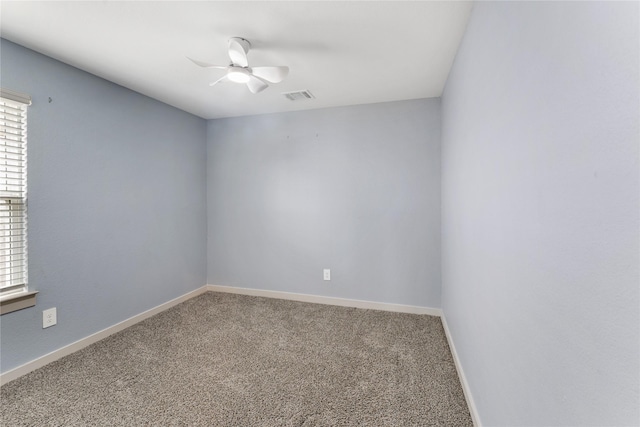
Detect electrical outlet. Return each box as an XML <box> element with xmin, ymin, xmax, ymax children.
<box><xmin>323</xmin><ymin>269</ymin><xmax>331</xmax><ymax>281</ymax></box>
<box><xmin>43</xmin><ymin>308</ymin><xmax>57</xmax><ymax>328</ymax></box>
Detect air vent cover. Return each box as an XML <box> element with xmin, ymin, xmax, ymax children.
<box><xmin>282</xmin><ymin>90</ymin><xmax>315</xmax><ymax>101</ymax></box>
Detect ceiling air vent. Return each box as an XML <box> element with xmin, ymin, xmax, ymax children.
<box><xmin>282</xmin><ymin>90</ymin><xmax>315</xmax><ymax>101</ymax></box>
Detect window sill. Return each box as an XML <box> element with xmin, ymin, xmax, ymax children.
<box><xmin>0</xmin><ymin>291</ymin><xmax>38</xmax><ymax>315</ymax></box>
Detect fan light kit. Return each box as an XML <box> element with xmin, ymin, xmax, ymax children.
<box><xmin>188</xmin><ymin>37</ymin><xmax>289</xmax><ymax>93</ymax></box>
<box><xmin>227</xmin><ymin>68</ymin><xmax>250</xmax><ymax>83</ymax></box>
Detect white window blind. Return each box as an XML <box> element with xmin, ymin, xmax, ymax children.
<box><xmin>0</xmin><ymin>89</ymin><xmax>31</xmax><ymax>297</ymax></box>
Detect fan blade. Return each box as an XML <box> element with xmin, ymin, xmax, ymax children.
<box><xmin>246</xmin><ymin>75</ymin><xmax>268</xmax><ymax>94</ymax></box>
<box><xmin>209</xmin><ymin>75</ymin><xmax>228</xmax><ymax>87</ymax></box>
<box><xmin>228</xmin><ymin>38</ymin><xmax>250</xmax><ymax>67</ymax></box>
<box><xmin>250</xmin><ymin>66</ymin><xmax>289</xmax><ymax>83</ymax></box>
<box><xmin>187</xmin><ymin>57</ymin><xmax>226</xmax><ymax>69</ymax></box>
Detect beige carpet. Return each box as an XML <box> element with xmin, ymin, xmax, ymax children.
<box><xmin>1</xmin><ymin>292</ymin><xmax>473</xmax><ymax>426</ymax></box>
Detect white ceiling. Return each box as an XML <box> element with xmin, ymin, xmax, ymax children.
<box><xmin>0</xmin><ymin>1</ymin><xmax>472</xmax><ymax>120</ymax></box>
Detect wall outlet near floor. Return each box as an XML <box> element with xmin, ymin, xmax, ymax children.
<box><xmin>323</xmin><ymin>269</ymin><xmax>331</xmax><ymax>281</ymax></box>
<box><xmin>43</xmin><ymin>307</ymin><xmax>57</xmax><ymax>328</ymax></box>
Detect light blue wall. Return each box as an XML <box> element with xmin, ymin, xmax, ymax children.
<box><xmin>441</xmin><ymin>2</ymin><xmax>639</xmax><ymax>426</ymax></box>
<box><xmin>0</xmin><ymin>40</ymin><xmax>208</xmax><ymax>373</ymax></box>
<box><xmin>207</xmin><ymin>99</ymin><xmax>441</xmax><ymax>308</ymax></box>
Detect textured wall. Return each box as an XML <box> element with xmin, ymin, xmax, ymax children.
<box><xmin>207</xmin><ymin>99</ymin><xmax>441</xmax><ymax>308</ymax></box>
<box><xmin>0</xmin><ymin>40</ymin><xmax>208</xmax><ymax>373</ymax></box>
<box><xmin>441</xmin><ymin>2</ymin><xmax>639</xmax><ymax>425</ymax></box>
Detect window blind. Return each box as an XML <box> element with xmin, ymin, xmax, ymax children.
<box><xmin>0</xmin><ymin>90</ymin><xmax>30</xmax><ymax>296</ymax></box>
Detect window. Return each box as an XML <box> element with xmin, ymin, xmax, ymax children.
<box><xmin>0</xmin><ymin>88</ymin><xmax>32</xmax><ymax>311</ymax></box>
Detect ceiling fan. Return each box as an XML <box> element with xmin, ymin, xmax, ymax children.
<box><xmin>188</xmin><ymin>37</ymin><xmax>289</xmax><ymax>94</ymax></box>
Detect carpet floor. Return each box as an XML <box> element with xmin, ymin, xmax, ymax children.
<box><xmin>1</xmin><ymin>292</ymin><xmax>473</xmax><ymax>426</ymax></box>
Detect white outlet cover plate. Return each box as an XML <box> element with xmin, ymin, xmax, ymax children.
<box><xmin>323</xmin><ymin>269</ymin><xmax>331</xmax><ymax>281</ymax></box>
<box><xmin>43</xmin><ymin>307</ymin><xmax>57</xmax><ymax>328</ymax></box>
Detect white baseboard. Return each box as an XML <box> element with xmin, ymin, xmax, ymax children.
<box><xmin>0</xmin><ymin>285</ymin><xmax>209</xmax><ymax>386</ymax></box>
<box><xmin>441</xmin><ymin>313</ymin><xmax>482</xmax><ymax>427</ymax></box>
<box><xmin>207</xmin><ymin>284</ymin><xmax>442</xmax><ymax>316</ymax></box>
